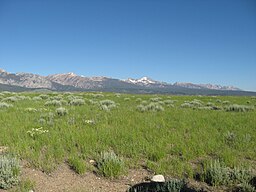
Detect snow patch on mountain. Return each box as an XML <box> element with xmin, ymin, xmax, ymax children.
<box><xmin>125</xmin><ymin>77</ymin><xmax>160</xmax><ymax>85</ymax></box>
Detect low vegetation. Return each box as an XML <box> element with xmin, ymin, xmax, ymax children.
<box><xmin>0</xmin><ymin>154</ymin><xmax>20</xmax><ymax>189</ymax></box>
<box><xmin>198</xmin><ymin>159</ymin><xmax>255</xmax><ymax>190</ymax></box>
<box><xmin>0</xmin><ymin>91</ymin><xmax>255</xmax><ymax>190</ymax></box>
<box><xmin>97</xmin><ymin>150</ymin><xmax>125</xmax><ymax>178</ymax></box>
<box><xmin>68</xmin><ymin>156</ymin><xmax>86</xmax><ymax>175</ymax></box>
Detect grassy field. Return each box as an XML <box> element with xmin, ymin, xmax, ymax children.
<box><xmin>0</xmin><ymin>91</ymin><xmax>256</xmax><ymax>191</ymax></box>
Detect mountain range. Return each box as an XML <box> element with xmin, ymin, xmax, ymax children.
<box><xmin>0</xmin><ymin>68</ymin><xmax>255</xmax><ymax>96</ymax></box>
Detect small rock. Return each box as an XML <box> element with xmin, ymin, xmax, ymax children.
<box><xmin>89</xmin><ymin>159</ymin><xmax>96</xmax><ymax>164</ymax></box>
<box><xmin>151</xmin><ymin>174</ymin><xmax>165</xmax><ymax>182</ymax></box>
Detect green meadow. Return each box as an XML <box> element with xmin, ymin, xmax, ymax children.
<box><xmin>0</xmin><ymin>91</ymin><xmax>256</xmax><ymax>191</ymax></box>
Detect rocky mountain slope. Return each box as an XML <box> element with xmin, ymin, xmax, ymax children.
<box><xmin>0</xmin><ymin>69</ymin><xmax>82</xmax><ymax>91</ymax></box>
<box><xmin>173</xmin><ymin>82</ymin><xmax>241</xmax><ymax>91</ymax></box>
<box><xmin>0</xmin><ymin>68</ymin><xmax>254</xmax><ymax>95</ymax></box>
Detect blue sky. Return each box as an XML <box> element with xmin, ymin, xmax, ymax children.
<box><xmin>0</xmin><ymin>0</ymin><xmax>256</xmax><ymax>91</ymax></box>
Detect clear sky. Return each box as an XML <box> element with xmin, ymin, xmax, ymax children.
<box><xmin>0</xmin><ymin>0</ymin><xmax>256</xmax><ymax>91</ymax></box>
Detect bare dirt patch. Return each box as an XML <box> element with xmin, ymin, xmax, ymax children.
<box><xmin>1</xmin><ymin>163</ymin><xmax>150</xmax><ymax>192</ymax></box>
<box><xmin>0</xmin><ymin>161</ymin><xmax>231</xmax><ymax>192</ymax></box>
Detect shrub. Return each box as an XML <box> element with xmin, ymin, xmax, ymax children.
<box><xmin>16</xmin><ymin>95</ymin><xmax>30</xmax><ymax>100</ymax></box>
<box><xmin>225</xmin><ymin>104</ymin><xmax>254</xmax><ymax>112</ymax></box>
<box><xmin>68</xmin><ymin>156</ymin><xmax>86</xmax><ymax>175</ymax></box>
<box><xmin>25</xmin><ymin>108</ymin><xmax>37</xmax><ymax>112</ymax></box>
<box><xmin>222</xmin><ymin>101</ymin><xmax>231</xmax><ymax>105</ymax></box>
<box><xmin>97</xmin><ymin>151</ymin><xmax>125</xmax><ymax>178</ymax></box>
<box><xmin>39</xmin><ymin>94</ymin><xmax>49</xmax><ymax>99</ymax></box>
<box><xmin>224</xmin><ymin>131</ymin><xmax>236</xmax><ymax>146</ymax></box>
<box><xmin>0</xmin><ymin>102</ymin><xmax>13</xmax><ymax>109</ymax></box>
<box><xmin>146</xmin><ymin>102</ymin><xmax>164</xmax><ymax>112</ymax></box>
<box><xmin>237</xmin><ymin>182</ymin><xmax>256</xmax><ymax>192</ymax></box>
<box><xmin>69</xmin><ymin>99</ymin><xmax>85</xmax><ymax>106</ymax></box>
<box><xmin>51</xmin><ymin>95</ymin><xmax>63</xmax><ymax>101</ymax></box>
<box><xmin>206</xmin><ymin>102</ymin><xmax>214</xmax><ymax>106</ymax></box>
<box><xmin>0</xmin><ymin>154</ymin><xmax>20</xmax><ymax>189</ymax></box>
<box><xmin>40</xmin><ymin>112</ymin><xmax>55</xmax><ymax>125</ymax></box>
<box><xmin>32</xmin><ymin>96</ymin><xmax>42</xmax><ymax>101</ymax></box>
<box><xmin>181</xmin><ymin>102</ymin><xmax>193</xmax><ymax>108</ymax></box>
<box><xmin>38</xmin><ymin>118</ymin><xmax>46</xmax><ymax>125</ymax></box>
<box><xmin>166</xmin><ymin>104</ymin><xmax>175</xmax><ymax>108</ymax></box>
<box><xmin>243</xmin><ymin>134</ymin><xmax>252</xmax><ymax>143</ymax></box>
<box><xmin>164</xmin><ymin>100</ymin><xmax>175</xmax><ymax>105</ymax></box>
<box><xmin>202</xmin><ymin>160</ymin><xmax>230</xmax><ymax>186</ymax></box>
<box><xmin>56</xmin><ymin>107</ymin><xmax>68</xmax><ymax>116</ymax></box>
<box><xmin>99</xmin><ymin>100</ymin><xmax>117</xmax><ymax>111</ymax></box>
<box><xmin>137</xmin><ymin>104</ymin><xmax>147</xmax><ymax>112</ymax></box>
<box><xmin>60</xmin><ymin>99</ymin><xmax>68</xmax><ymax>106</ymax></box>
<box><xmin>89</xmin><ymin>99</ymin><xmax>98</xmax><ymax>105</ymax></box>
<box><xmin>141</xmin><ymin>100</ymin><xmax>148</xmax><ymax>105</ymax></box>
<box><xmin>189</xmin><ymin>100</ymin><xmax>203</xmax><ymax>107</ymax></box>
<box><xmin>100</xmin><ymin>100</ymin><xmax>116</xmax><ymax>106</ymax></box>
<box><xmin>2</xmin><ymin>91</ymin><xmax>11</xmax><ymax>95</ymax></box>
<box><xmin>198</xmin><ymin>106</ymin><xmax>213</xmax><ymax>110</ymax></box>
<box><xmin>230</xmin><ymin>167</ymin><xmax>254</xmax><ymax>185</ymax></box>
<box><xmin>156</xmin><ymin>101</ymin><xmax>165</xmax><ymax>105</ymax></box>
<box><xmin>150</xmin><ymin>97</ymin><xmax>162</xmax><ymax>102</ymax></box>
<box><xmin>92</xmin><ymin>93</ymin><xmax>104</xmax><ymax>98</ymax></box>
<box><xmin>137</xmin><ymin>102</ymin><xmax>164</xmax><ymax>112</ymax></box>
<box><xmin>163</xmin><ymin>179</ymin><xmax>185</xmax><ymax>192</ymax></box>
<box><xmin>45</xmin><ymin>100</ymin><xmax>62</xmax><ymax>106</ymax></box>
<box><xmin>2</xmin><ymin>96</ymin><xmax>18</xmax><ymax>103</ymax></box>
<box><xmin>190</xmin><ymin>99</ymin><xmax>203</xmax><ymax>106</ymax></box>
<box><xmin>181</xmin><ymin>100</ymin><xmax>203</xmax><ymax>109</ymax></box>
<box><xmin>135</xmin><ymin>98</ymin><xmax>142</xmax><ymax>102</ymax></box>
<box><xmin>200</xmin><ymin>161</ymin><xmax>255</xmax><ymax>188</ymax></box>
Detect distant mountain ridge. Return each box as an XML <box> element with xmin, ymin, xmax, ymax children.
<box><xmin>173</xmin><ymin>82</ymin><xmax>241</xmax><ymax>91</ymax></box>
<box><xmin>0</xmin><ymin>68</ymin><xmax>254</xmax><ymax>96</ymax></box>
<box><xmin>124</xmin><ymin>77</ymin><xmax>241</xmax><ymax>91</ymax></box>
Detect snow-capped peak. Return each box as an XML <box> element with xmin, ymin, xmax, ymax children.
<box><xmin>125</xmin><ymin>77</ymin><xmax>159</xmax><ymax>86</ymax></box>
<box><xmin>137</xmin><ymin>77</ymin><xmax>156</xmax><ymax>84</ymax></box>
<box><xmin>66</xmin><ymin>72</ymin><xmax>77</xmax><ymax>76</ymax></box>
